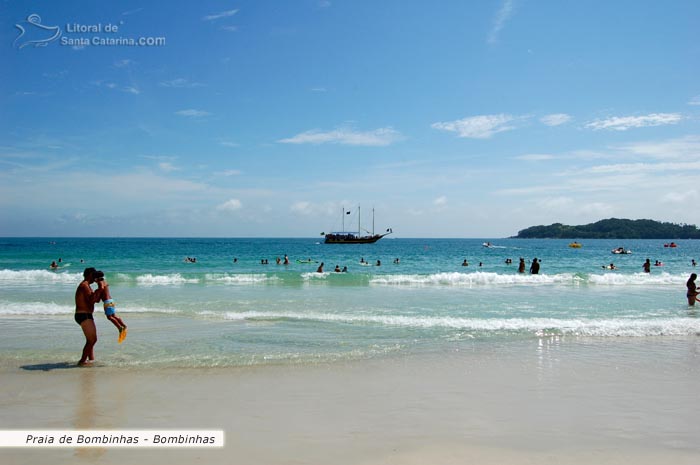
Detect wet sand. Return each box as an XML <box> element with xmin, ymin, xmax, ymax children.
<box><xmin>1</xmin><ymin>338</ymin><xmax>699</xmax><ymax>464</ymax></box>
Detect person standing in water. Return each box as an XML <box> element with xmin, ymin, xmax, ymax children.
<box><xmin>74</xmin><ymin>268</ymin><xmax>102</xmax><ymax>366</ymax></box>
<box><xmin>94</xmin><ymin>271</ymin><xmax>127</xmax><ymax>343</ymax></box>
<box><xmin>687</xmin><ymin>273</ymin><xmax>698</xmax><ymax>306</ymax></box>
<box><xmin>530</xmin><ymin>258</ymin><xmax>540</xmax><ymax>275</ymax></box>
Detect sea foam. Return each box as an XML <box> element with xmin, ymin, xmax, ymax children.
<box><xmin>135</xmin><ymin>274</ymin><xmax>200</xmax><ymax>286</ymax></box>
<box><xmin>222</xmin><ymin>310</ymin><xmax>700</xmax><ymax>337</ymax></box>
<box><xmin>0</xmin><ymin>269</ymin><xmax>81</xmax><ymax>284</ymax></box>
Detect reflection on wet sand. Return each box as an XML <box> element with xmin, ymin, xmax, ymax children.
<box><xmin>73</xmin><ymin>367</ymin><xmax>104</xmax><ymax>461</ymax></box>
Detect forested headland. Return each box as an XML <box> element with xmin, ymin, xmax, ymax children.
<box><xmin>513</xmin><ymin>218</ymin><xmax>700</xmax><ymax>239</ymax></box>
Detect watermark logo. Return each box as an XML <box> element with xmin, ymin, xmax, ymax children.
<box><xmin>14</xmin><ymin>14</ymin><xmax>62</xmax><ymax>49</ymax></box>
<box><xmin>13</xmin><ymin>13</ymin><xmax>166</xmax><ymax>50</ymax></box>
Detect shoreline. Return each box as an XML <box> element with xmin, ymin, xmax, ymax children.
<box><xmin>2</xmin><ymin>338</ymin><xmax>699</xmax><ymax>465</ymax></box>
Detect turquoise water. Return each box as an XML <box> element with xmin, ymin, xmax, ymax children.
<box><xmin>1</xmin><ymin>237</ymin><xmax>699</xmax><ymax>367</ymax></box>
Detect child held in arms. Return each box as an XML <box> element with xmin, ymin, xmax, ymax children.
<box><xmin>95</xmin><ymin>270</ymin><xmax>128</xmax><ymax>343</ymax></box>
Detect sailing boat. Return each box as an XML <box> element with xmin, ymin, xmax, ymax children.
<box><xmin>322</xmin><ymin>206</ymin><xmax>392</xmax><ymax>244</ymax></box>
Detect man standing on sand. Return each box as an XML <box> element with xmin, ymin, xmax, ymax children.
<box><xmin>75</xmin><ymin>267</ymin><xmax>102</xmax><ymax>366</ymax></box>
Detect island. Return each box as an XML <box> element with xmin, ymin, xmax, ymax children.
<box><xmin>513</xmin><ymin>218</ymin><xmax>700</xmax><ymax>239</ymax></box>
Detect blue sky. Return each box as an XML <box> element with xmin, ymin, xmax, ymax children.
<box><xmin>1</xmin><ymin>0</ymin><xmax>699</xmax><ymax>237</ymax></box>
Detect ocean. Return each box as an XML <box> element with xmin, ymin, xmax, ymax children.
<box><xmin>1</xmin><ymin>237</ymin><xmax>699</xmax><ymax>368</ymax></box>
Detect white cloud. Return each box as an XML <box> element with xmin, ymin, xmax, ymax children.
<box><xmin>114</xmin><ymin>59</ymin><xmax>134</xmax><ymax>68</ymax></box>
<box><xmin>33</xmin><ymin>171</ymin><xmax>209</xmax><ymax>204</ymax></box>
<box><xmin>289</xmin><ymin>201</ymin><xmax>342</xmax><ymax>219</ymax></box>
<box><xmin>586</xmin><ymin>160</ymin><xmax>700</xmax><ymax>175</ymax></box>
<box><xmin>279</xmin><ymin>127</ymin><xmax>402</xmax><ymax>146</ymax></box>
<box><xmin>217</xmin><ymin>169</ymin><xmax>241</xmax><ymax>177</ymax></box>
<box><xmin>585</xmin><ymin>113</ymin><xmax>682</xmax><ymax>131</ymax></box>
<box><xmin>290</xmin><ymin>201</ymin><xmax>315</xmax><ymax>216</ymax></box>
<box><xmin>92</xmin><ymin>80</ymin><xmax>140</xmax><ymax>95</ymax></box>
<box><xmin>158</xmin><ymin>162</ymin><xmax>178</xmax><ymax>172</ymax></box>
<box><xmin>579</xmin><ymin>202</ymin><xmax>614</xmax><ymax>216</ymax></box>
<box><xmin>488</xmin><ymin>0</ymin><xmax>515</xmax><ymax>44</ymax></box>
<box><xmin>159</xmin><ymin>78</ymin><xmax>203</xmax><ymax>88</ymax></box>
<box><xmin>536</xmin><ymin>197</ymin><xmax>574</xmax><ymax>210</ymax></box>
<box><xmin>122</xmin><ymin>8</ymin><xmax>143</xmax><ymax>16</ymax></box>
<box><xmin>216</xmin><ymin>199</ymin><xmax>242</xmax><ymax>212</ymax></box>
<box><xmin>688</xmin><ymin>95</ymin><xmax>700</xmax><ymax>106</ymax></box>
<box><xmin>434</xmin><ymin>196</ymin><xmax>448</xmax><ymax>207</ymax></box>
<box><xmin>495</xmin><ymin>184</ymin><xmax>558</xmax><ymax>196</ymax></box>
<box><xmin>433</xmin><ymin>196</ymin><xmax>448</xmax><ymax>212</ymax></box>
<box><xmin>515</xmin><ymin>153</ymin><xmax>555</xmax><ymax>161</ymax></box>
<box><xmin>540</xmin><ymin>113</ymin><xmax>572</xmax><ymax>126</ymax></box>
<box><xmin>616</xmin><ymin>135</ymin><xmax>700</xmax><ymax>160</ymax></box>
<box><xmin>219</xmin><ymin>141</ymin><xmax>239</xmax><ymax>148</ymax></box>
<box><xmin>663</xmin><ymin>189</ymin><xmax>698</xmax><ymax>204</ymax></box>
<box><xmin>221</xmin><ymin>26</ymin><xmax>238</xmax><ymax>32</ymax></box>
<box><xmin>203</xmin><ymin>9</ymin><xmax>239</xmax><ymax>21</ymax></box>
<box><xmin>431</xmin><ymin>114</ymin><xmax>518</xmax><ymax>139</ymax></box>
<box><xmin>175</xmin><ymin>109</ymin><xmax>211</xmax><ymax>118</ymax></box>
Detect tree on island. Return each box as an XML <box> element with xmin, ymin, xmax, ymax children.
<box><xmin>513</xmin><ymin>218</ymin><xmax>700</xmax><ymax>239</ymax></box>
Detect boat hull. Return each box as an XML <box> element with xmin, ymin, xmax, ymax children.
<box><xmin>324</xmin><ymin>234</ymin><xmax>386</xmax><ymax>244</ymax></box>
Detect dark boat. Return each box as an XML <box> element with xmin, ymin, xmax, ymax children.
<box><xmin>322</xmin><ymin>206</ymin><xmax>392</xmax><ymax>244</ymax></box>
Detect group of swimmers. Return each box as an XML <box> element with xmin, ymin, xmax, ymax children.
<box><xmin>49</xmin><ymin>257</ymin><xmax>85</xmax><ymax>269</ymax></box>
<box><xmin>642</xmin><ymin>258</ymin><xmax>670</xmax><ymax>272</ymax></box>
<box><xmin>253</xmin><ymin>256</ymin><xmax>387</xmax><ymax>271</ymax></box>
<box><xmin>177</xmin><ymin>254</ymin><xmax>700</xmax><ymax>276</ymax></box>
<box><xmin>180</xmin><ymin>253</ymin><xmax>699</xmax><ymax>277</ymax></box>
<box><xmin>462</xmin><ymin>257</ymin><xmax>539</xmax><ymax>274</ymax></box>
<box><xmin>314</xmin><ymin>263</ymin><xmax>349</xmax><ymax>273</ymax></box>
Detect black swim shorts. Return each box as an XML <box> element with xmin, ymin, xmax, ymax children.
<box><xmin>74</xmin><ymin>313</ymin><xmax>94</xmax><ymax>325</ymax></box>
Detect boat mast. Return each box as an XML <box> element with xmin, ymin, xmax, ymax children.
<box><xmin>372</xmin><ymin>208</ymin><xmax>375</xmax><ymax>236</ymax></box>
<box><xmin>342</xmin><ymin>206</ymin><xmax>345</xmax><ymax>233</ymax></box>
<box><xmin>358</xmin><ymin>205</ymin><xmax>361</xmax><ymax>236</ymax></box>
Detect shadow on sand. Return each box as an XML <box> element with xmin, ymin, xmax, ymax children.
<box><xmin>20</xmin><ymin>361</ymin><xmax>79</xmax><ymax>371</ymax></box>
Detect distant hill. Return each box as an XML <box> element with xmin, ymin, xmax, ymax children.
<box><xmin>513</xmin><ymin>218</ymin><xmax>700</xmax><ymax>239</ymax></box>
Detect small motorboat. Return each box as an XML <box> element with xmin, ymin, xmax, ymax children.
<box><xmin>612</xmin><ymin>247</ymin><xmax>632</xmax><ymax>255</ymax></box>
<box><xmin>664</xmin><ymin>242</ymin><xmax>678</xmax><ymax>248</ymax></box>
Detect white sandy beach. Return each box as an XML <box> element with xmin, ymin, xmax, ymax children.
<box><xmin>1</xmin><ymin>337</ymin><xmax>699</xmax><ymax>465</ymax></box>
